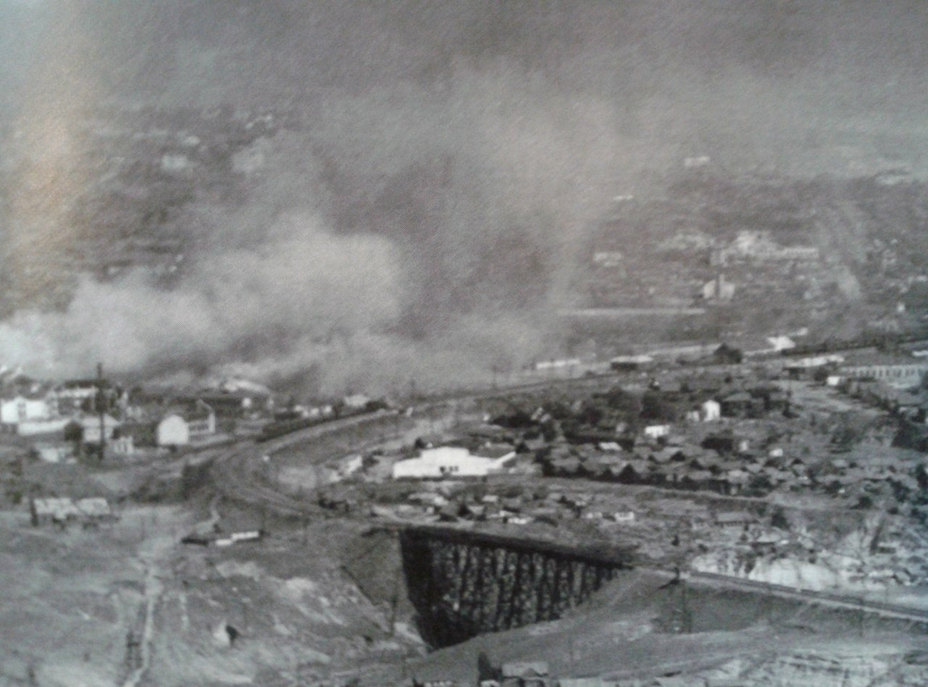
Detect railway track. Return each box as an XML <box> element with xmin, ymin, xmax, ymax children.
<box><xmin>688</xmin><ymin>570</ymin><xmax>928</xmax><ymax>624</ymax></box>
<box><xmin>206</xmin><ymin>363</ymin><xmax>928</xmax><ymax>625</ymax></box>
<box><xmin>211</xmin><ymin>412</ymin><xmax>399</xmax><ymax>516</ymax></box>
<box><xmin>209</xmin><ymin>370</ymin><xmax>636</xmax><ymax>515</ymax></box>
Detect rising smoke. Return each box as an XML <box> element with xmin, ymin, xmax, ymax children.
<box><xmin>2</xmin><ymin>1</ymin><xmax>928</xmax><ymax>395</ymax></box>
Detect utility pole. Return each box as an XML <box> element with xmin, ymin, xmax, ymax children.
<box><xmin>96</xmin><ymin>363</ymin><xmax>107</xmax><ymax>464</ymax></box>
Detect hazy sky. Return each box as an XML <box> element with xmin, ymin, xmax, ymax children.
<box><xmin>1</xmin><ymin>1</ymin><xmax>926</xmax><ymax>391</ymax></box>
<box><xmin>2</xmin><ymin>1</ymin><xmax>927</xmax><ymax>174</ymax></box>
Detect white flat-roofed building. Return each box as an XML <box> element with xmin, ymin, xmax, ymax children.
<box><xmin>392</xmin><ymin>446</ymin><xmax>516</xmax><ymax>480</ymax></box>
<box><xmin>1</xmin><ymin>394</ymin><xmax>54</xmax><ymax>427</ymax></box>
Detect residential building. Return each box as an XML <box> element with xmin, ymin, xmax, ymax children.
<box><xmin>30</xmin><ymin>497</ymin><xmax>114</xmax><ymax>526</ymax></box>
<box><xmin>0</xmin><ymin>394</ymin><xmax>54</xmax><ymax>427</ymax></box>
<box><xmin>156</xmin><ymin>401</ymin><xmax>216</xmax><ymax>447</ymax></box>
<box><xmin>702</xmin><ymin>273</ymin><xmax>736</xmax><ymax>302</ymax></box>
<box><xmin>81</xmin><ymin>414</ymin><xmax>122</xmax><ymax>443</ymax></box>
<box><xmin>343</xmin><ymin>394</ymin><xmax>370</xmax><ymax>410</ymax></box>
<box><xmin>15</xmin><ymin>418</ymin><xmax>71</xmax><ymax>437</ymax></box>
<box><xmin>55</xmin><ymin>379</ymin><xmax>99</xmax><ymax>414</ymax></box>
<box><xmin>35</xmin><ymin>443</ymin><xmax>72</xmax><ymax>463</ymax></box>
<box><xmin>841</xmin><ymin>363</ymin><xmax>928</xmax><ymax>389</ymax></box>
<box><xmin>157</xmin><ymin>414</ymin><xmax>189</xmax><ymax>447</ymax></box>
<box><xmin>700</xmin><ymin>399</ymin><xmax>721</xmax><ymax>422</ymax></box>
<box><xmin>644</xmin><ymin>424</ymin><xmax>671</xmax><ymax>440</ymax></box>
<box><xmin>720</xmin><ymin>392</ymin><xmax>753</xmax><ymax>417</ymax></box>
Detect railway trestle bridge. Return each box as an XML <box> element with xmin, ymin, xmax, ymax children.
<box><xmin>396</xmin><ymin>524</ymin><xmax>635</xmax><ymax>647</ymax></box>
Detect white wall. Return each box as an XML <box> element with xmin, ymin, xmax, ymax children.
<box><xmin>157</xmin><ymin>415</ymin><xmax>190</xmax><ymax>446</ymax></box>
<box><xmin>1</xmin><ymin>397</ymin><xmax>52</xmax><ymax>424</ymax></box>
<box><xmin>17</xmin><ymin>418</ymin><xmax>69</xmax><ymax>436</ymax></box>
<box><xmin>392</xmin><ymin>447</ymin><xmax>509</xmax><ymax>479</ymax></box>
<box><xmin>701</xmin><ymin>400</ymin><xmax>721</xmax><ymax>421</ymax></box>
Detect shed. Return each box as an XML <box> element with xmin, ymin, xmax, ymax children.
<box><xmin>716</xmin><ymin>511</ymin><xmax>752</xmax><ymax>527</ymax></box>
<box><xmin>76</xmin><ymin>498</ymin><xmax>115</xmax><ymax>521</ymax></box>
<box><xmin>721</xmin><ymin>392</ymin><xmax>752</xmax><ymax>417</ymax></box>
<box><xmin>31</xmin><ymin>497</ymin><xmax>81</xmax><ymax>525</ymax></box>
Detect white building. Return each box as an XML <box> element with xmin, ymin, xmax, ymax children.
<box><xmin>534</xmin><ymin>358</ymin><xmax>581</xmax><ymax>371</ymax></box>
<box><xmin>767</xmin><ymin>335</ymin><xmax>797</xmax><ymax>352</ymax></box>
<box><xmin>643</xmin><ymin>424</ymin><xmax>671</xmax><ymax>440</ymax></box>
<box><xmin>156</xmin><ymin>402</ymin><xmax>216</xmax><ymax>447</ymax></box>
<box><xmin>700</xmin><ymin>400</ymin><xmax>721</xmax><ymax>422</ymax></box>
<box><xmin>702</xmin><ymin>274</ymin><xmax>736</xmax><ymax>302</ymax></box>
<box><xmin>1</xmin><ymin>395</ymin><xmax>54</xmax><ymax>426</ymax></box>
<box><xmin>35</xmin><ymin>444</ymin><xmax>72</xmax><ymax>463</ymax></box>
<box><xmin>392</xmin><ymin>446</ymin><xmax>516</xmax><ymax>480</ymax></box>
<box><xmin>157</xmin><ymin>414</ymin><xmax>189</xmax><ymax>447</ymax></box>
<box><xmin>16</xmin><ymin>418</ymin><xmax>71</xmax><ymax>437</ymax></box>
<box><xmin>343</xmin><ymin>394</ymin><xmax>370</xmax><ymax>410</ymax></box>
<box><xmin>841</xmin><ymin>363</ymin><xmax>928</xmax><ymax>389</ymax></box>
<box><xmin>31</xmin><ymin>497</ymin><xmax>114</xmax><ymax>526</ymax></box>
<box><xmin>81</xmin><ymin>414</ymin><xmax>122</xmax><ymax>443</ymax></box>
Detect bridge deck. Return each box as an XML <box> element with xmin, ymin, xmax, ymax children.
<box><xmin>387</xmin><ymin>522</ymin><xmax>636</xmax><ymax>566</ymax></box>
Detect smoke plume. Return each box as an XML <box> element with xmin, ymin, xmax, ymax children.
<box><xmin>2</xmin><ymin>1</ymin><xmax>928</xmax><ymax>395</ymax></box>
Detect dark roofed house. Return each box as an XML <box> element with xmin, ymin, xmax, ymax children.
<box><xmin>765</xmin><ymin>389</ymin><xmax>790</xmax><ymax>412</ymax></box>
<box><xmin>702</xmin><ymin>432</ymin><xmax>735</xmax><ymax>454</ymax></box>
<box><xmin>721</xmin><ymin>391</ymin><xmax>754</xmax><ymax>417</ymax></box>
<box><xmin>683</xmin><ymin>375</ymin><xmax>726</xmax><ymax>395</ymax></box>
<box><xmin>723</xmin><ymin>469</ymin><xmax>751</xmax><ymax>495</ymax></box>
<box><xmin>688</xmin><ymin>450</ymin><xmax>719</xmax><ymax>471</ymax></box>
<box><xmin>581</xmin><ymin>454</ymin><xmax>623</xmax><ymax>479</ymax></box>
<box><xmin>650</xmin><ymin>447</ymin><xmax>685</xmax><ymax>464</ymax></box>
<box><xmin>612</xmin><ymin>460</ymin><xmax>646</xmax><ymax>484</ymax></box>
<box><xmin>651</xmin><ymin>377</ymin><xmax>684</xmax><ymax>397</ymax></box>
<box><xmin>678</xmin><ymin>469</ymin><xmax>713</xmax><ymax>491</ymax></box>
<box><xmin>546</xmin><ymin>456</ymin><xmax>581</xmax><ymax>477</ymax></box>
